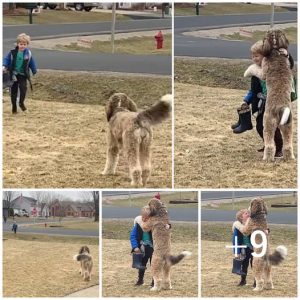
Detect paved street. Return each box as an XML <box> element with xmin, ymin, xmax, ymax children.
<box><xmin>3</xmin><ymin>19</ymin><xmax>172</xmax><ymax>74</ymax></box>
<box><xmin>174</xmin><ymin>12</ymin><xmax>297</xmax><ymax>58</ymax></box>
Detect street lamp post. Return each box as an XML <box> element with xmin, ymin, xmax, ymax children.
<box><xmin>111</xmin><ymin>3</ymin><xmax>116</xmax><ymax>54</ymax></box>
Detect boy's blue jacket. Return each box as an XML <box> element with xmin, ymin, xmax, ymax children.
<box><xmin>130</xmin><ymin>223</ymin><xmax>152</xmax><ymax>250</ymax></box>
<box><xmin>3</xmin><ymin>47</ymin><xmax>37</xmax><ymax>78</ymax></box>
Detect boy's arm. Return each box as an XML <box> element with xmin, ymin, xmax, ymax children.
<box><xmin>232</xmin><ymin>220</ymin><xmax>244</xmax><ymax>233</ymax></box>
<box><xmin>129</xmin><ymin>224</ymin><xmax>139</xmax><ymax>250</ymax></box>
<box><xmin>243</xmin><ymin>90</ymin><xmax>253</xmax><ymax>104</ymax></box>
<box><xmin>140</xmin><ymin>217</ymin><xmax>152</xmax><ymax>232</ymax></box>
<box><xmin>3</xmin><ymin>52</ymin><xmax>11</xmax><ymax>68</ymax></box>
<box><xmin>29</xmin><ymin>56</ymin><xmax>37</xmax><ymax>75</ymax></box>
<box><xmin>244</xmin><ymin>64</ymin><xmax>264</xmax><ymax>80</ymax></box>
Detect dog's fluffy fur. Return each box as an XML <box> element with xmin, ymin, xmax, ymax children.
<box><xmin>73</xmin><ymin>246</ymin><xmax>93</xmax><ymax>281</ymax></box>
<box><xmin>261</xmin><ymin>29</ymin><xmax>294</xmax><ymax>161</ymax></box>
<box><xmin>102</xmin><ymin>92</ymin><xmax>172</xmax><ymax>187</ymax></box>
<box><xmin>236</xmin><ymin>198</ymin><xmax>287</xmax><ymax>291</ymax></box>
<box><xmin>141</xmin><ymin>199</ymin><xmax>192</xmax><ymax>292</ymax></box>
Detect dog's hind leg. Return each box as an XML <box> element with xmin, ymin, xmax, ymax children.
<box><xmin>263</xmin><ymin>114</ymin><xmax>276</xmax><ymax>162</ymax></box>
<box><xmin>162</xmin><ymin>264</ymin><xmax>172</xmax><ymax>290</ymax></box>
<box><xmin>124</xmin><ymin>131</ymin><xmax>142</xmax><ymax>187</ymax></box>
<box><xmin>102</xmin><ymin>131</ymin><xmax>119</xmax><ymax>175</ymax></box>
<box><xmin>280</xmin><ymin>123</ymin><xmax>295</xmax><ymax>161</ymax></box>
<box><xmin>264</xmin><ymin>265</ymin><xmax>274</xmax><ymax>290</ymax></box>
<box><xmin>140</xmin><ymin>135</ymin><xmax>152</xmax><ymax>187</ymax></box>
<box><xmin>150</xmin><ymin>257</ymin><xmax>162</xmax><ymax>292</ymax></box>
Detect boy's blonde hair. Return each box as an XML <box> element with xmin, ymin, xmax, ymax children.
<box><xmin>141</xmin><ymin>206</ymin><xmax>150</xmax><ymax>217</ymax></box>
<box><xmin>250</xmin><ymin>40</ymin><xmax>263</xmax><ymax>55</ymax></box>
<box><xmin>236</xmin><ymin>209</ymin><xmax>249</xmax><ymax>223</ymax></box>
<box><xmin>17</xmin><ymin>33</ymin><xmax>30</xmax><ymax>45</ymax></box>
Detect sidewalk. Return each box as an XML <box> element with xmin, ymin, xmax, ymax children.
<box><xmin>65</xmin><ymin>285</ymin><xmax>99</xmax><ymax>297</ymax></box>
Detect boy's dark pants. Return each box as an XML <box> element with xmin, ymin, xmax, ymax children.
<box><xmin>256</xmin><ymin>113</ymin><xmax>283</xmax><ymax>152</ymax></box>
<box><xmin>11</xmin><ymin>74</ymin><xmax>27</xmax><ymax>112</ymax></box>
<box><xmin>138</xmin><ymin>245</ymin><xmax>153</xmax><ymax>282</ymax></box>
<box><xmin>239</xmin><ymin>247</ymin><xmax>253</xmax><ymax>285</ymax></box>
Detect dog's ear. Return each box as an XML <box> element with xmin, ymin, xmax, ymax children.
<box><xmin>262</xmin><ymin>200</ymin><xmax>268</xmax><ymax>215</ymax></box>
<box><xmin>262</xmin><ymin>35</ymin><xmax>272</xmax><ymax>56</ymax></box>
<box><xmin>126</xmin><ymin>97</ymin><xmax>138</xmax><ymax>112</ymax></box>
<box><xmin>148</xmin><ymin>198</ymin><xmax>161</xmax><ymax>216</ymax></box>
<box><xmin>250</xmin><ymin>198</ymin><xmax>258</xmax><ymax>217</ymax></box>
<box><xmin>79</xmin><ymin>246</ymin><xmax>84</xmax><ymax>254</ymax></box>
<box><xmin>105</xmin><ymin>100</ymin><xmax>115</xmax><ymax>122</ymax></box>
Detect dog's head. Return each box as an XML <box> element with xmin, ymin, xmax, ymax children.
<box><xmin>148</xmin><ymin>198</ymin><xmax>167</xmax><ymax>217</ymax></box>
<box><xmin>105</xmin><ymin>93</ymin><xmax>138</xmax><ymax>122</ymax></box>
<box><xmin>79</xmin><ymin>245</ymin><xmax>90</xmax><ymax>254</ymax></box>
<box><xmin>262</xmin><ymin>29</ymin><xmax>289</xmax><ymax>56</ymax></box>
<box><xmin>249</xmin><ymin>197</ymin><xmax>268</xmax><ymax>218</ymax></box>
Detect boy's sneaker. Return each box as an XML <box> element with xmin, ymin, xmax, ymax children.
<box><xmin>275</xmin><ymin>151</ymin><xmax>283</xmax><ymax>158</ymax></box>
<box><xmin>135</xmin><ymin>279</ymin><xmax>144</xmax><ymax>286</ymax></box>
<box><xmin>19</xmin><ymin>103</ymin><xmax>27</xmax><ymax>111</ymax></box>
<box><xmin>12</xmin><ymin>107</ymin><xmax>17</xmax><ymax>114</ymax></box>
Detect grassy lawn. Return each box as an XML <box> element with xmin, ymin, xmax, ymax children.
<box><xmin>221</xmin><ymin>27</ymin><xmax>297</xmax><ymax>43</ymax></box>
<box><xmin>202</xmin><ymin>195</ymin><xmax>297</xmax><ymax>212</ymax></box>
<box><xmin>3</xmin><ymin>233</ymin><xmax>99</xmax><ymax>297</ymax></box>
<box><xmin>103</xmin><ymin>191</ymin><xmax>198</xmax><ymax>208</ymax></box>
<box><xmin>201</xmin><ymin>222</ymin><xmax>297</xmax><ymax>297</ymax></box>
<box><xmin>174</xmin><ymin>3</ymin><xmax>289</xmax><ymax>16</ymax></box>
<box><xmin>102</xmin><ymin>220</ymin><xmax>198</xmax><ymax>297</ymax></box>
<box><xmin>3</xmin><ymin>70</ymin><xmax>172</xmax><ymax>188</ymax></box>
<box><xmin>28</xmin><ymin>219</ymin><xmax>99</xmax><ymax>231</ymax></box>
<box><xmin>4</xmin><ymin>9</ymin><xmax>130</xmax><ymax>25</ymax></box>
<box><xmin>56</xmin><ymin>34</ymin><xmax>172</xmax><ymax>55</ymax></box>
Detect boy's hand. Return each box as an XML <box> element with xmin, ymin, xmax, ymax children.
<box><xmin>2</xmin><ymin>66</ymin><xmax>7</xmax><ymax>72</ymax></box>
<box><xmin>134</xmin><ymin>248</ymin><xmax>141</xmax><ymax>253</ymax></box>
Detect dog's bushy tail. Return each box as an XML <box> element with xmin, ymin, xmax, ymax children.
<box><xmin>73</xmin><ymin>254</ymin><xmax>92</xmax><ymax>262</ymax></box>
<box><xmin>166</xmin><ymin>251</ymin><xmax>192</xmax><ymax>266</ymax></box>
<box><xmin>268</xmin><ymin>245</ymin><xmax>287</xmax><ymax>265</ymax></box>
<box><xmin>280</xmin><ymin>107</ymin><xmax>291</xmax><ymax>125</ymax></box>
<box><xmin>137</xmin><ymin>94</ymin><xmax>172</xmax><ymax>125</ymax></box>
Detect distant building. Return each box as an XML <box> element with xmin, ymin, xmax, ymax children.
<box><xmin>11</xmin><ymin>195</ymin><xmax>38</xmax><ymax>216</ymax></box>
<box><xmin>49</xmin><ymin>200</ymin><xmax>95</xmax><ymax>218</ymax></box>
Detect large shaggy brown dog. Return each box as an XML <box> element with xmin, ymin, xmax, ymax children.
<box><xmin>102</xmin><ymin>92</ymin><xmax>172</xmax><ymax>187</ymax></box>
<box><xmin>235</xmin><ymin>198</ymin><xmax>287</xmax><ymax>291</ymax></box>
<box><xmin>261</xmin><ymin>29</ymin><xmax>294</xmax><ymax>161</ymax></box>
<box><xmin>73</xmin><ymin>246</ymin><xmax>93</xmax><ymax>281</ymax></box>
<box><xmin>141</xmin><ymin>199</ymin><xmax>192</xmax><ymax>292</ymax></box>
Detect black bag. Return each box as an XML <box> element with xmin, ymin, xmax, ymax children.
<box><xmin>232</xmin><ymin>257</ymin><xmax>246</xmax><ymax>275</ymax></box>
<box><xmin>3</xmin><ymin>71</ymin><xmax>14</xmax><ymax>89</ymax></box>
<box><xmin>132</xmin><ymin>252</ymin><xmax>146</xmax><ymax>270</ymax></box>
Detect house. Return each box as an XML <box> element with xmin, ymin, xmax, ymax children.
<box><xmin>11</xmin><ymin>195</ymin><xmax>38</xmax><ymax>216</ymax></box>
<box><xmin>49</xmin><ymin>200</ymin><xmax>95</xmax><ymax>218</ymax></box>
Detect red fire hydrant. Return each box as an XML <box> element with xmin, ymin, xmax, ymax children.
<box><xmin>155</xmin><ymin>30</ymin><xmax>164</xmax><ymax>49</ymax></box>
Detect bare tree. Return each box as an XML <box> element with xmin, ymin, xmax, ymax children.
<box><xmin>3</xmin><ymin>191</ymin><xmax>19</xmax><ymax>209</ymax></box>
<box><xmin>81</xmin><ymin>191</ymin><xmax>99</xmax><ymax>222</ymax></box>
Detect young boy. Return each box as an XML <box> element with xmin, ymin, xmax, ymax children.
<box><xmin>130</xmin><ymin>206</ymin><xmax>154</xmax><ymax>286</ymax></box>
<box><xmin>12</xmin><ymin>221</ymin><xmax>18</xmax><ymax>234</ymax></box>
<box><xmin>232</xmin><ymin>209</ymin><xmax>254</xmax><ymax>287</ymax></box>
<box><xmin>232</xmin><ymin>40</ymin><xmax>294</xmax><ymax>158</ymax></box>
<box><xmin>3</xmin><ymin>33</ymin><xmax>37</xmax><ymax>114</ymax></box>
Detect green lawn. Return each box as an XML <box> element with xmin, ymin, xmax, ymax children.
<box><xmin>4</xmin><ymin>9</ymin><xmax>130</xmax><ymax>24</ymax></box>
<box><xmin>175</xmin><ymin>3</ymin><xmax>289</xmax><ymax>16</ymax></box>
<box><xmin>27</xmin><ymin>220</ymin><xmax>99</xmax><ymax>231</ymax></box>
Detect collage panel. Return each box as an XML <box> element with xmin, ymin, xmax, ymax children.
<box><xmin>3</xmin><ymin>2</ymin><xmax>172</xmax><ymax>189</ymax></box>
<box><xmin>102</xmin><ymin>191</ymin><xmax>198</xmax><ymax>297</ymax></box>
<box><xmin>174</xmin><ymin>2</ymin><xmax>297</xmax><ymax>188</ymax></box>
<box><xmin>2</xmin><ymin>190</ymin><xmax>99</xmax><ymax>297</ymax></box>
<box><xmin>201</xmin><ymin>190</ymin><xmax>297</xmax><ymax>297</ymax></box>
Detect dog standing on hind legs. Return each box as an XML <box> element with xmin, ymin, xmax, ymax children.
<box><xmin>261</xmin><ymin>29</ymin><xmax>294</xmax><ymax>162</ymax></box>
<box><xmin>102</xmin><ymin>92</ymin><xmax>172</xmax><ymax>187</ymax></box>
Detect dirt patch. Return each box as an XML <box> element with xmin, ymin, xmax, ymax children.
<box><xmin>3</xmin><ymin>71</ymin><xmax>172</xmax><ymax>188</ymax></box>
<box><xmin>3</xmin><ymin>239</ymin><xmax>99</xmax><ymax>297</ymax></box>
<box><xmin>175</xmin><ymin>83</ymin><xmax>297</xmax><ymax>188</ymax></box>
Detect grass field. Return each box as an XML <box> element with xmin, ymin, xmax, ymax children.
<box><xmin>201</xmin><ymin>222</ymin><xmax>297</xmax><ymax>297</ymax></box>
<box><xmin>202</xmin><ymin>195</ymin><xmax>297</xmax><ymax>212</ymax></box>
<box><xmin>103</xmin><ymin>191</ymin><xmax>198</xmax><ymax>208</ymax></box>
<box><xmin>174</xmin><ymin>58</ymin><xmax>297</xmax><ymax>188</ymax></box>
<box><xmin>3</xmin><ymin>70</ymin><xmax>172</xmax><ymax>188</ymax></box>
<box><xmin>102</xmin><ymin>220</ymin><xmax>198</xmax><ymax>297</ymax></box>
<box><xmin>3</xmin><ymin>9</ymin><xmax>130</xmax><ymax>24</ymax></box>
<box><xmin>56</xmin><ymin>34</ymin><xmax>172</xmax><ymax>55</ymax></box>
<box><xmin>3</xmin><ymin>233</ymin><xmax>99</xmax><ymax>297</ymax></box>
<box><xmin>221</xmin><ymin>27</ymin><xmax>297</xmax><ymax>43</ymax></box>
<box><xmin>174</xmin><ymin>3</ymin><xmax>289</xmax><ymax>16</ymax></box>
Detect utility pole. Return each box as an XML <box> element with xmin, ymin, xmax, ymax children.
<box><xmin>111</xmin><ymin>3</ymin><xmax>116</xmax><ymax>53</ymax></box>
<box><xmin>270</xmin><ymin>3</ymin><xmax>275</xmax><ymax>28</ymax></box>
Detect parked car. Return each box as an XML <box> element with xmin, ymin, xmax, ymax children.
<box><xmin>40</xmin><ymin>3</ymin><xmax>57</xmax><ymax>9</ymax></box>
<box><xmin>13</xmin><ymin>209</ymin><xmax>29</xmax><ymax>217</ymax></box>
<box><xmin>66</xmin><ymin>3</ymin><xmax>98</xmax><ymax>12</ymax></box>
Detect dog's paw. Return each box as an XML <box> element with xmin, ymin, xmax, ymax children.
<box><xmin>150</xmin><ymin>286</ymin><xmax>160</xmax><ymax>292</ymax></box>
<box><xmin>265</xmin><ymin>282</ymin><xmax>274</xmax><ymax>290</ymax></box>
<box><xmin>253</xmin><ymin>286</ymin><xmax>264</xmax><ymax>292</ymax></box>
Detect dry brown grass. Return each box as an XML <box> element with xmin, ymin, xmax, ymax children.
<box><xmin>3</xmin><ymin>238</ymin><xmax>99</xmax><ymax>297</ymax></box>
<box><xmin>3</xmin><ymin>72</ymin><xmax>171</xmax><ymax>188</ymax></box>
<box><xmin>102</xmin><ymin>239</ymin><xmax>198</xmax><ymax>297</ymax></box>
<box><xmin>175</xmin><ymin>83</ymin><xmax>297</xmax><ymax>188</ymax></box>
<box><xmin>201</xmin><ymin>224</ymin><xmax>297</xmax><ymax>297</ymax></box>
